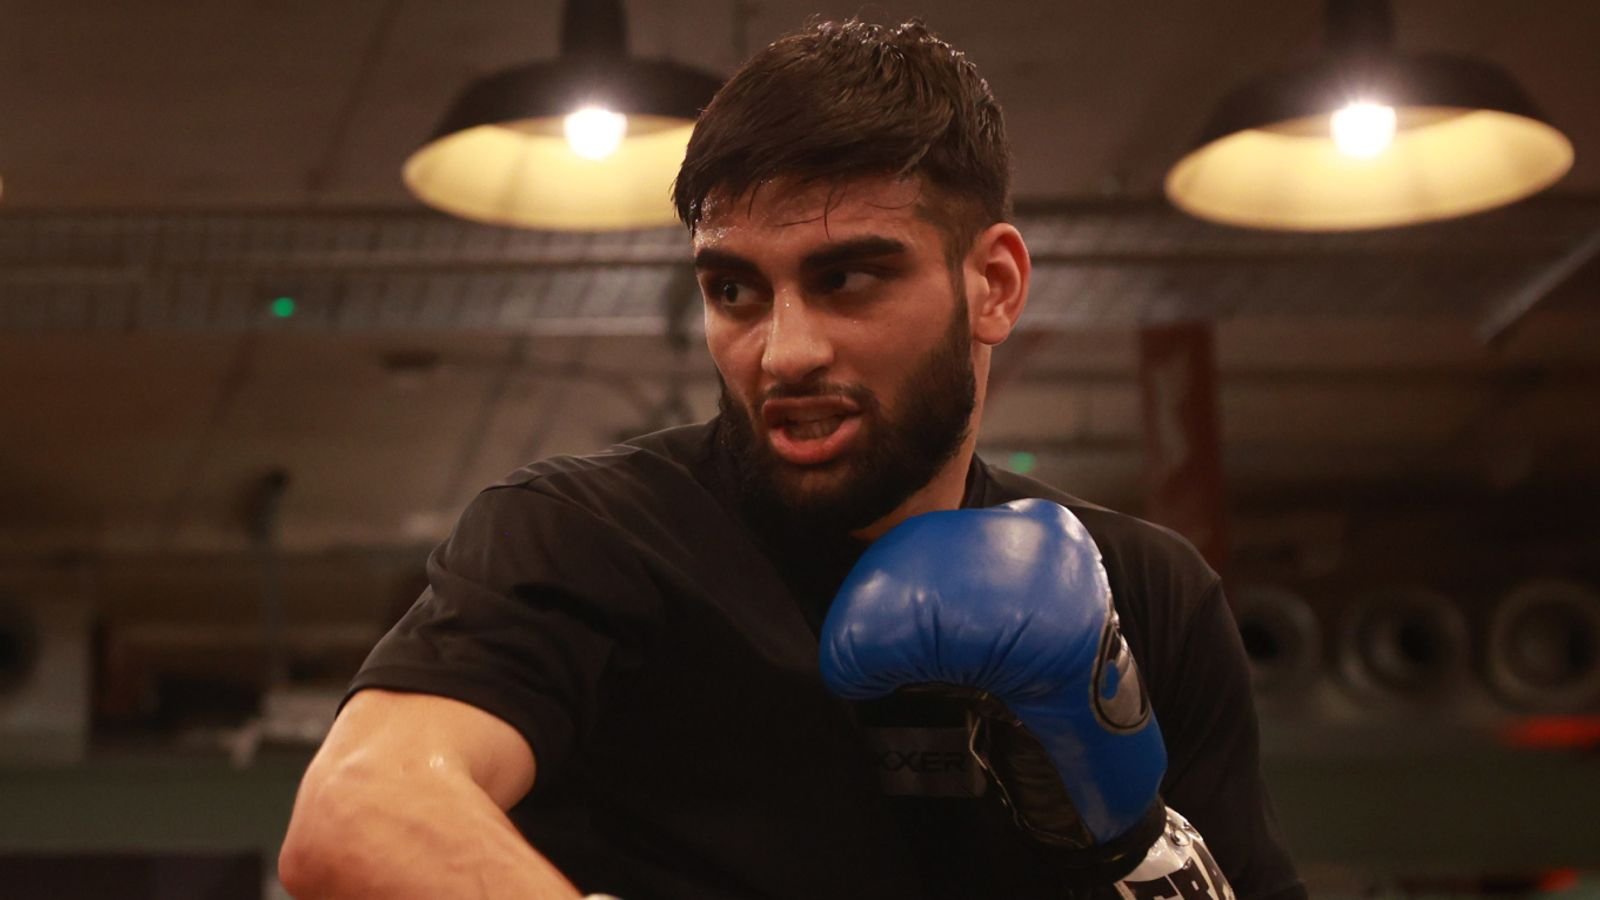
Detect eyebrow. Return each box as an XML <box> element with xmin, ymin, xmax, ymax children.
<box><xmin>692</xmin><ymin>247</ymin><xmax>760</xmax><ymax>274</ymax></box>
<box><xmin>692</xmin><ymin>236</ymin><xmax>910</xmax><ymax>275</ymax></box>
<box><xmin>800</xmin><ymin>236</ymin><xmax>909</xmax><ymax>272</ymax></box>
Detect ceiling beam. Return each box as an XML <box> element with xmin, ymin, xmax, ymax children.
<box><xmin>1</xmin><ymin>201</ymin><xmax>1598</xmax><ymax>334</ymax></box>
<box><xmin>1477</xmin><ymin>224</ymin><xmax>1600</xmax><ymax>346</ymax></box>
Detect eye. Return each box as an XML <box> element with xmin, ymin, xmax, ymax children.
<box><xmin>705</xmin><ymin>278</ymin><xmax>756</xmax><ymax>307</ymax></box>
<box><xmin>816</xmin><ymin>269</ymin><xmax>880</xmax><ymax>295</ymax></box>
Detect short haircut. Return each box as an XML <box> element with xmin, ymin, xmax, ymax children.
<box><xmin>672</xmin><ymin>19</ymin><xmax>1012</xmax><ymax>264</ymax></box>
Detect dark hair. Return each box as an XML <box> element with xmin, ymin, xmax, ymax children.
<box><xmin>672</xmin><ymin>19</ymin><xmax>1011</xmax><ymax>262</ymax></box>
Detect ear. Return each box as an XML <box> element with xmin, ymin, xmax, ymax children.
<box><xmin>964</xmin><ymin>222</ymin><xmax>1030</xmax><ymax>346</ymax></box>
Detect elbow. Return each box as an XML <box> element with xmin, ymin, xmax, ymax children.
<box><xmin>278</xmin><ymin>763</ymin><xmax>371</xmax><ymax>898</ymax></box>
<box><xmin>277</xmin><ymin>835</ymin><xmax>327</xmax><ymax>899</ymax></box>
<box><xmin>279</xmin><ymin>801</ymin><xmax>346</xmax><ymax>898</ymax></box>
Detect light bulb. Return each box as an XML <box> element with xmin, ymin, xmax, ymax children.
<box><xmin>1330</xmin><ymin>101</ymin><xmax>1397</xmax><ymax>159</ymax></box>
<box><xmin>563</xmin><ymin>106</ymin><xmax>628</xmax><ymax>160</ymax></box>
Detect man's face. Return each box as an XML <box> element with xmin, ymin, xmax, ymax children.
<box><xmin>693</xmin><ymin>177</ymin><xmax>977</xmax><ymax>533</ymax></box>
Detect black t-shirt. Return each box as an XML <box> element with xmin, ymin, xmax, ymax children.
<box><xmin>350</xmin><ymin>421</ymin><xmax>1306</xmax><ymax>900</ymax></box>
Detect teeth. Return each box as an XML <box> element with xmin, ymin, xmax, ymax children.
<box><xmin>787</xmin><ymin>415</ymin><xmax>845</xmax><ymax>440</ymax></box>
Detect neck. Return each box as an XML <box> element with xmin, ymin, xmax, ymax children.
<box><xmin>853</xmin><ymin>354</ymin><xmax>992</xmax><ymax>541</ymax></box>
<box><xmin>850</xmin><ymin>429</ymin><xmax>980</xmax><ymax>541</ymax></box>
<box><xmin>852</xmin><ymin>350</ymin><xmax>992</xmax><ymax>541</ymax></box>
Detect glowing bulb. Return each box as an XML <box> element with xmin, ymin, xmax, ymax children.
<box><xmin>563</xmin><ymin>106</ymin><xmax>627</xmax><ymax>160</ymax></box>
<box><xmin>1330</xmin><ymin>101</ymin><xmax>1397</xmax><ymax>159</ymax></box>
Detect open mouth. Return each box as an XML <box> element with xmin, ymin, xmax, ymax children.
<box><xmin>783</xmin><ymin>413</ymin><xmax>849</xmax><ymax>440</ymax></box>
<box><xmin>762</xmin><ymin>398</ymin><xmax>863</xmax><ymax>465</ymax></box>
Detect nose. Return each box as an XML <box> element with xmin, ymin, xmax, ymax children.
<box><xmin>761</xmin><ymin>290</ymin><xmax>832</xmax><ymax>385</ymax></box>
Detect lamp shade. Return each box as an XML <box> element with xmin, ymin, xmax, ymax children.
<box><xmin>403</xmin><ymin>1</ymin><xmax>721</xmax><ymax>231</ymax></box>
<box><xmin>1166</xmin><ymin>4</ymin><xmax>1573</xmax><ymax>231</ymax></box>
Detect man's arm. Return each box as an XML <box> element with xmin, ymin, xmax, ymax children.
<box><xmin>278</xmin><ymin>688</ymin><xmax>583</xmax><ymax>899</ymax></box>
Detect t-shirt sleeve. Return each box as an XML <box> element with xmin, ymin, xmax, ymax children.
<box><xmin>1157</xmin><ymin>580</ymin><xmax>1307</xmax><ymax>900</ymax></box>
<box><xmin>346</xmin><ymin>483</ymin><xmax>661</xmax><ymax>789</ymax></box>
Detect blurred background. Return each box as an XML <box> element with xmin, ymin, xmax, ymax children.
<box><xmin>0</xmin><ymin>1</ymin><xmax>1598</xmax><ymax>897</ymax></box>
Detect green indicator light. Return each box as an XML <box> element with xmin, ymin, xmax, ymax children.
<box><xmin>270</xmin><ymin>296</ymin><xmax>296</xmax><ymax>318</ymax></box>
<box><xmin>1008</xmin><ymin>451</ymin><xmax>1037</xmax><ymax>475</ymax></box>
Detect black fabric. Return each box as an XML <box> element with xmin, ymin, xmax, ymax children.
<box><xmin>349</xmin><ymin>421</ymin><xmax>1306</xmax><ymax>900</ymax></box>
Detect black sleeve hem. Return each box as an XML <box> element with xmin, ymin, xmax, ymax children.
<box><xmin>344</xmin><ymin>663</ymin><xmax>577</xmax><ymax>793</ymax></box>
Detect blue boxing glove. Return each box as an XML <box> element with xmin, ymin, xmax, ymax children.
<box><xmin>819</xmin><ymin>498</ymin><xmax>1168</xmax><ymax>881</ymax></box>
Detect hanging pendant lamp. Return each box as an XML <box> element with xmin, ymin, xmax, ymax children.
<box><xmin>403</xmin><ymin>0</ymin><xmax>722</xmax><ymax>231</ymax></box>
<box><xmin>1165</xmin><ymin>0</ymin><xmax>1574</xmax><ymax>231</ymax></box>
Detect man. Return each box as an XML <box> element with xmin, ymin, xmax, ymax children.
<box><xmin>279</xmin><ymin>19</ymin><xmax>1306</xmax><ymax>900</ymax></box>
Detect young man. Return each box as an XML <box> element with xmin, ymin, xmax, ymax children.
<box><xmin>279</xmin><ymin>20</ymin><xmax>1306</xmax><ymax>900</ymax></box>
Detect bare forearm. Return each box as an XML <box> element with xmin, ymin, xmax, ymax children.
<box><xmin>280</xmin><ymin>758</ymin><xmax>581</xmax><ymax>899</ymax></box>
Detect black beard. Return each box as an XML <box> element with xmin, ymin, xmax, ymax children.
<box><xmin>717</xmin><ymin>296</ymin><xmax>977</xmax><ymax>535</ymax></box>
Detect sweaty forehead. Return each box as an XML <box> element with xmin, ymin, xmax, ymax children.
<box><xmin>693</xmin><ymin>176</ymin><xmax>931</xmax><ymax>247</ymax></box>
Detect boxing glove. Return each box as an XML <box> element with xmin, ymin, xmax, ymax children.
<box><xmin>1113</xmin><ymin>808</ymin><xmax>1235</xmax><ymax>900</ymax></box>
<box><xmin>818</xmin><ymin>499</ymin><xmax>1168</xmax><ymax>880</ymax></box>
